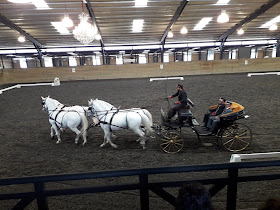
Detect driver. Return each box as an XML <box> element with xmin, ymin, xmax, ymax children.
<box><xmin>165</xmin><ymin>84</ymin><xmax>188</xmax><ymax>123</ymax></box>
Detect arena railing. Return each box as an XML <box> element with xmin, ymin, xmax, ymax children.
<box><xmin>0</xmin><ymin>160</ymin><xmax>280</xmax><ymax>210</ymax></box>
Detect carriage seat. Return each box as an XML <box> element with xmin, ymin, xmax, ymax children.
<box><xmin>220</xmin><ymin>102</ymin><xmax>245</xmax><ymax>121</ymax></box>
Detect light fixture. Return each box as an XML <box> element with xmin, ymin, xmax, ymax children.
<box><xmin>167</xmin><ymin>31</ymin><xmax>173</xmax><ymax>38</ymax></box>
<box><xmin>135</xmin><ymin>0</ymin><xmax>148</xmax><ymax>7</ymax></box>
<box><xmin>237</xmin><ymin>28</ymin><xmax>244</xmax><ymax>35</ymax></box>
<box><xmin>73</xmin><ymin>0</ymin><xmax>99</xmax><ymax>44</ymax></box>
<box><xmin>269</xmin><ymin>24</ymin><xmax>277</xmax><ymax>31</ymax></box>
<box><xmin>18</xmin><ymin>35</ymin><xmax>25</xmax><ymax>42</ymax></box>
<box><xmin>7</xmin><ymin>0</ymin><xmax>32</xmax><ymax>3</ymax></box>
<box><xmin>217</xmin><ymin>10</ymin><xmax>229</xmax><ymax>23</ymax></box>
<box><xmin>62</xmin><ymin>15</ymin><xmax>73</xmax><ymax>28</ymax></box>
<box><xmin>215</xmin><ymin>0</ymin><xmax>230</xmax><ymax>5</ymax></box>
<box><xmin>133</xmin><ymin>19</ymin><xmax>144</xmax><ymax>32</ymax></box>
<box><xmin>51</xmin><ymin>22</ymin><xmax>70</xmax><ymax>34</ymax></box>
<box><xmin>260</xmin><ymin>15</ymin><xmax>280</xmax><ymax>28</ymax></box>
<box><xmin>180</xmin><ymin>26</ymin><xmax>188</xmax><ymax>34</ymax></box>
<box><xmin>194</xmin><ymin>17</ymin><xmax>213</xmax><ymax>30</ymax></box>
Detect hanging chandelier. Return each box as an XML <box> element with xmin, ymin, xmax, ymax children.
<box><xmin>73</xmin><ymin>12</ymin><xmax>98</xmax><ymax>45</ymax></box>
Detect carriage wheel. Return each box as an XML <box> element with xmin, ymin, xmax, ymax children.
<box><xmin>220</xmin><ymin>123</ymin><xmax>252</xmax><ymax>152</ymax></box>
<box><xmin>160</xmin><ymin>129</ymin><xmax>184</xmax><ymax>153</ymax></box>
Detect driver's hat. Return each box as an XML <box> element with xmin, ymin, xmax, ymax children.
<box><xmin>177</xmin><ymin>84</ymin><xmax>183</xmax><ymax>89</ymax></box>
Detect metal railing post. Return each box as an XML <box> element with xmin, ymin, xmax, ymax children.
<box><xmin>226</xmin><ymin>168</ymin><xmax>239</xmax><ymax>210</ymax></box>
<box><xmin>34</xmin><ymin>182</ymin><xmax>48</xmax><ymax>210</ymax></box>
<box><xmin>139</xmin><ymin>174</ymin><xmax>149</xmax><ymax>210</ymax></box>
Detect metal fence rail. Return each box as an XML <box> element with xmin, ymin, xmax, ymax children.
<box><xmin>1</xmin><ymin>160</ymin><xmax>280</xmax><ymax>210</ymax></box>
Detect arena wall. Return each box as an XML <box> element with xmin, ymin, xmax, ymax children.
<box><xmin>0</xmin><ymin>57</ymin><xmax>280</xmax><ymax>85</ymax></box>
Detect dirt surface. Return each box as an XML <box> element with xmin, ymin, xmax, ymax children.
<box><xmin>0</xmin><ymin>73</ymin><xmax>280</xmax><ymax>209</ymax></box>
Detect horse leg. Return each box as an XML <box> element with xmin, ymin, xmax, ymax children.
<box><xmin>133</xmin><ymin>128</ymin><xmax>147</xmax><ymax>149</ymax></box>
<box><xmin>100</xmin><ymin>130</ymin><xmax>118</xmax><ymax>149</ymax></box>
<box><xmin>52</xmin><ymin>125</ymin><xmax>62</xmax><ymax>144</ymax></box>
<box><xmin>69</xmin><ymin>127</ymin><xmax>81</xmax><ymax>144</ymax></box>
<box><xmin>50</xmin><ymin>126</ymin><xmax>55</xmax><ymax>139</ymax></box>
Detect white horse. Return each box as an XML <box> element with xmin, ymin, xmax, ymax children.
<box><xmin>88</xmin><ymin>98</ymin><xmax>154</xmax><ymax>149</ymax></box>
<box><xmin>41</xmin><ymin>96</ymin><xmax>88</xmax><ymax>145</ymax></box>
<box><xmin>93</xmin><ymin>99</ymin><xmax>153</xmax><ymax>125</ymax></box>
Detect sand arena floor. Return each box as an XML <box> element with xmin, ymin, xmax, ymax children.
<box><xmin>0</xmin><ymin>73</ymin><xmax>279</xmax><ymax>209</ymax></box>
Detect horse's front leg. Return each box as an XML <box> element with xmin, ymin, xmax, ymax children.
<box><xmin>100</xmin><ymin>129</ymin><xmax>118</xmax><ymax>149</ymax></box>
<box><xmin>50</xmin><ymin>126</ymin><xmax>55</xmax><ymax>139</ymax></box>
<box><xmin>52</xmin><ymin>125</ymin><xmax>62</xmax><ymax>144</ymax></box>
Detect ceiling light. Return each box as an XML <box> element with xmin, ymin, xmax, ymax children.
<box><xmin>269</xmin><ymin>24</ymin><xmax>277</xmax><ymax>31</ymax></box>
<box><xmin>237</xmin><ymin>28</ymin><xmax>244</xmax><ymax>35</ymax></box>
<box><xmin>62</xmin><ymin>15</ymin><xmax>73</xmax><ymax>28</ymax></box>
<box><xmin>18</xmin><ymin>35</ymin><xmax>25</xmax><ymax>42</ymax></box>
<box><xmin>167</xmin><ymin>31</ymin><xmax>173</xmax><ymax>38</ymax></box>
<box><xmin>135</xmin><ymin>0</ymin><xmax>148</xmax><ymax>7</ymax></box>
<box><xmin>133</xmin><ymin>19</ymin><xmax>144</xmax><ymax>32</ymax></box>
<box><xmin>51</xmin><ymin>22</ymin><xmax>70</xmax><ymax>35</ymax></box>
<box><xmin>260</xmin><ymin>15</ymin><xmax>280</xmax><ymax>28</ymax></box>
<box><xmin>95</xmin><ymin>34</ymin><xmax>101</xmax><ymax>40</ymax></box>
<box><xmin>73</xmin><ymin>12</ymin><xmax>98</xmax><ymax>44</ymax></box>
<box><xmin>194</xmin><ymin>17</ymin><xmax>213</xmax><ymax>30</ymax></box>
<box><xmin>7</xmin><ymin>0</ymin><xmax>31</xmax><ymax>3</ymax></box>
<box><xmin>33</xmin><ymin>0</ymin><xmax>49</xmax><ymax>9</ymax></box>
<box><xmin>180</xmin><ymin>26</ymin><xmax>188</xmax><ymax>34</ymax></box>
<box><xmin>217</xmin><ymin>10</ymin><xmax>229</xmax><ymax>23</ymax></box>
<box><xmin>215</xmin><ymin>0</ymin><xmax>230</xmax><ymax>5</ymax></box>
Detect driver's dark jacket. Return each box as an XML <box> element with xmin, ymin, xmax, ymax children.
<box><xmin>171</xmin><ymin>89</ymin><xmax>188</xmax><ymax>106</ymax></box>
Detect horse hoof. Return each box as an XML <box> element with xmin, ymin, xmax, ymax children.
<box><xmin>56</xmin><ymin>141</ymin><xmax>61</xmax><ymax>144</ymax></box>
<box><xmin>100</xmin><ymin>144</ymin><xmax>105</xmax><ymax>147</ymax></box>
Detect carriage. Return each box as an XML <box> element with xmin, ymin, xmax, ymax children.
<box><xmin>155</xmin><ymin>98</ymin><xmax>252</xmax><ymax>153</ymax></box>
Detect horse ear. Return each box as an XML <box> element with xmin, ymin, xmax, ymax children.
<box><xmin>41</xmin><ymin>96</ymin><xmax>45</xmax><ymax>100</ymax></box>
<box><xmin>47</xmin><ymin>95</ymin><xmax>50</xmax><ymax>98</ymax></box>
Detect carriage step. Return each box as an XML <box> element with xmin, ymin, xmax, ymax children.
<box><xmin>193</xmin><ymin>126</ymin><xmax>214</xmax><ymax>136</ymax></box>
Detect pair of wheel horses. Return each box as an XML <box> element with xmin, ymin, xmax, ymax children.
<box><xmin>159</xmin><ymin>86</ymin><xmax>252</xmax><ymax>153</ymax></box>
<box><xmin>41</xmin><ymin>96</ymin><xmax>153</xmax><ymax>149</ymax></box>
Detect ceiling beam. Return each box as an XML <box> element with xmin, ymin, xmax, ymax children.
<box><xmin>85</xmin><ymin>0</ymin><xmax>105</xmax><ymax>47</ymax></box>
<box><xmin>218</xmin><ymin>0</ymin><xmax>280</xmax><ymax>41</ymax></box>
<box><xmin>0</xmin><ymin>13</ymin><xmax>43</xmax><ymax>48</ymax></box>
<box><xmin>160</xmin><ymin>0</ymin><xmax>189</xmax><ymax>44</ymax></box>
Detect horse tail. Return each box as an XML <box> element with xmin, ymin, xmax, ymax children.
<box><xmin>80</xmin><ymin>114</ymin><xmax>88</xmax><ymax>135</ymax></box>
<box><xmin>140</xmin><ymin>113</ymin><xmax>154</xmax><ymax>136</ymax></box>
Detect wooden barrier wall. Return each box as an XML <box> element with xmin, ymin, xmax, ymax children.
<box><xmin>1</xmin><ymin>57</ymin><xmax>280</xmax><ymax>85</ymax></box>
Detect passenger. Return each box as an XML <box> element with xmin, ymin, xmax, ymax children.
<box><xmin>203</xmin><ymin>97</ymin><xmax>226</xmax><ymax>128</ymax></box>
<box><xmin>175</xmin><ymin>182</ymin><xmax>213</xmax><ymax>210</ymax></box>
<box><xmin>165</xmin><ymin>84</ymin><xmax>188</xmax><ymax>123</ymax></box>
<box><xmin>207</xmin><ymin>101</ymin><xmax>232</xmax><ymax>134</ymax></box>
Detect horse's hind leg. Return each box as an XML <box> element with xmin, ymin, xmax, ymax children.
<box><xmin>69</xmin><ymin>127</ymin><xmax>81</xmax><ymax>144</ymax></box>
<box><xmin>133</xmin><ymin>128</ymin><xmax>146</xmax><ymax>149</ymax></box>
<box><xmin>50</xmin><ymin>126</ymin><xmax>55</xmax><ymax>139</ymax></box>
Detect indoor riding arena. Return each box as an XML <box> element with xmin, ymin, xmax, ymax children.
<box><xmin>0</xmin><ymin>71</ymin><xmax>280</xmax><ymax>209</ymax></box>
<box><xmin>1</xmin><ymin>0</ymin><xmax>280</xmax><ymax>210</ymax></box>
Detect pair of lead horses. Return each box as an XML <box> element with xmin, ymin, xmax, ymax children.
<box><xmin>41</xmin><ymin>96</ymin><xmax>153</xmax><ymax>149</ymax></box>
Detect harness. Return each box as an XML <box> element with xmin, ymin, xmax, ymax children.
<box><xmin>92</xmin><ymin>107</ymin><xmax>129</xmax><ymax>131</ymax></box>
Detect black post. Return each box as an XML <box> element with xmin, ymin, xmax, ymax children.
<box><xmin>276</xmin><ymin>40</ymin><xmax>280</xmax><ymax>57</ymax></box>
<box><xmin>161</xmin><ymin>43</ymin><xmax>165</xmax><ymax>63</ymax></box>
<box><xmin>139</xmin><ymin>174</ymin><xmax>149</xmax><ymax>210</ymax></box>
<box><xmin>226</xmin><ymin>168</ymin><xmax>238</xmax><ymax>210</ymax></box>
<box><xmin>34</xmin><ymin>182</ymin><xmax>48</xmax><ymax>210</ymax></box>
<box><xmin>220</xmin><ymin>41</ymin><xmax>224</xmax><ymax>60</ymax></box>
<box><xmin>1</xmin><ymin>57</ymin><xmax>4</xmax><ymax>69</ymax></box>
